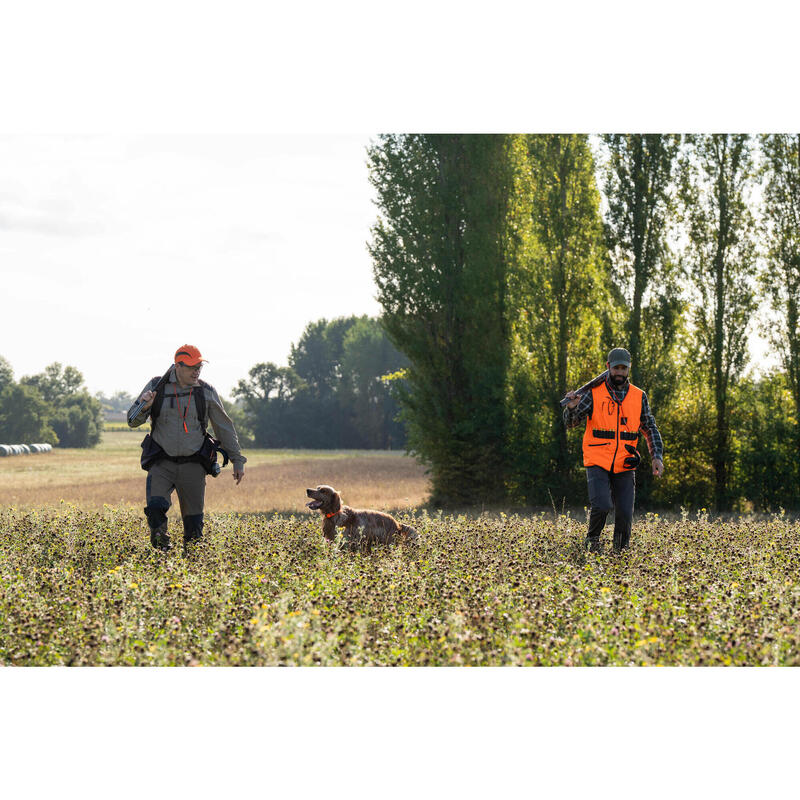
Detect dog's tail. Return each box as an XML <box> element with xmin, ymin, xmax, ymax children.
<box><xmin>399</xmin><ymin>523</ymin><xmax>418</xmax><ymax>544</ymax></box>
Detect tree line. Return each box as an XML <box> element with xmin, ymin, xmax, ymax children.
<box><xmin>232</xmin><ymin>315</ymin><xmax>408</xmax><ymax>450</ymax></box>
<box><xmin>1</xmin><ymin>315</ymin><xmax>408</xmax><ymax>452</ymax></box>
<box><xmin>0</xmin><ymin>358</ymin><xmax>104</xmax><ymax>448</ymax></box>
<box><xmin>369</xmin><ymin>134</ymin><xmax>800</xmax><ymax>512</ymax></box>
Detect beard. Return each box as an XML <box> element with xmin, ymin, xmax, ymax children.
<box><xmin>611</xmin><ymin>373</ymin><xmax>627</xmax><ymax>386</ymax></box>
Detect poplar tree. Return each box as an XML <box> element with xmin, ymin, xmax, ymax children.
<box><xmin>679</xmin><ymin>134</ymin><xmax>757</xmax><ymax>511</ymax></box>
<box><xmin>759</xmin><ymin>134</ymin><xmax>800</xmax><ymax>458</ymax></box>
<box><xmin>506</xmin><ymin>134</ymin><xmax>610</xmax><ymax>500</ymax></box>
<box><xmin>601</xmin><ymin>134</ymin><xmax>683</xmax><ymax>400</ymax></box>
<box><xmin>368</xmin><ymin>135</ymin><xmax>512</xmax><ymax>504</ymax></box>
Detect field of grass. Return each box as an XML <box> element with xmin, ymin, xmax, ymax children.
<box><xmin>3</xmin><ymin>432</ymin><xmax>800</xmax><ymax>666</ymax></box>
<box><xmin>2</xmin><ymin>498</ymin><xmax>799</xmax><ymax>666</ymax></box>
<box><xmin>0</xmin><ymin>430</ymin><xmax>430</xmax><ymax>512</ymax></box>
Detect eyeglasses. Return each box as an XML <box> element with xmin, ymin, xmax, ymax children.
<box><xmin>178</xmin><ymin>363</ymin><xmax>203</xmax><ymax>371</ymax></box>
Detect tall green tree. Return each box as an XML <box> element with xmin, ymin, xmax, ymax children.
<box><xmin>20</xmin><ymin>362</ymin><xmax>83</xmax><ymax>405</ymax></box>
<box><xmin>600</xmin><ymin>134</ymin><xmax>684</xmax><ymax>505</ymax></box>
<box><xmin>601</xmin><ymin>134</ymin><xmax>682</xmax><ymax>389</ymax></box>
<box><xmin>233</xmin><ymin>362</ymin><xmax>306</xmax><ymax>447</ymax></box>
<box><xmin>289</xmin><ymin>318</ymin><xmax>355</xmax><ymax>403</ymax></box>
<box><xmin>50</xmin><ymin>392</ymin><xmax>104</xmax><ymax>448</ymax></box>
<box><xmin>759</xmin><ymin>134</ymin><xmax>800</xmax><ymax>464</ymax></box>
<box><xmin>369</xmin><ymin>135</ymin><xmax>512</xmax><ymax>504</ymax></box>
<box><xmin>506</xmin><ymin>134</ymin><xmax>611</xmax><ymax>500</ymax></box>
<box><xmin>233</xmin><ymin>316</ymin><xmax>407</xmax><ymax>449</ymax></box>
<box><xmin>0</xmin><ymin>384</ymin><xmax>58</xmax><ymax>444</ymax></box>
<box><xmin>339</xmin><ymin>317</ymin><xmax>408</xmax><ymax>449</ymax></box>
<box><xmin>20</xmin><ymin>363</ymin><xmax>103</xmax><ymax>447</ymax></box>
<box><xmin>0</xmin><ymin>356</ymin><xmax>13</xmax><ymax>395</ymax></box>
<box><xmin>679</xmin><ymin>134</ymin><xmax>757</xmax><ymax>511</ymax></box>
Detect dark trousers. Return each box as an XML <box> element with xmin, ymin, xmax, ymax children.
<box><xmin>586</xmin><ymin>466</ymin><xmax>636</xmax><ymax>551</ymax></box>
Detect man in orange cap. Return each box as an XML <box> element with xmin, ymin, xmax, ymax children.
<box><xmin>128</xmin><ymin>344</ymin><xmax>247</xmax><ymax>552</ymax></box>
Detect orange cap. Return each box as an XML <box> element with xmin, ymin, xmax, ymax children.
<box><xmin>174</xmin><ymin>345</ymin><xmax>207</xmax><ymax>367</ymax></box>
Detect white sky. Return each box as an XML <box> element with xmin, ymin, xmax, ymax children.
<box><xmin>0</xmin><ymin>134</ymin><xmax>380</xmax><ymax>398</ymax></box>
<box><xmin>2</xmin><ymin>5</ymin><xmax>796</xmax><ymax>403</ymax></box>
<box><xmin>0</xmin><ymin>133</ymin><xmax>778</xmax><ymax>400</ymax></box>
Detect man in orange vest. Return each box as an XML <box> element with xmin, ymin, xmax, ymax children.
<box><xmin>564</xmin><ymin>347</ymin><xmax>664</xmax><ymax>553</ymax></box>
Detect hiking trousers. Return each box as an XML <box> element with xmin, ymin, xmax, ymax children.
<box><xmin>144</xmin><ymin>460</ymin><xmax>207</xmax><ymax>550</ymax></box>
<box><xmin>586</xmin><ymin>466</ymin><xmax>635</xmax><ymax>551</ymax></box>
<box><xmin>146</xmin><ymin>459</ymin><xmax>206</xmax><ymax>517</ymax></box>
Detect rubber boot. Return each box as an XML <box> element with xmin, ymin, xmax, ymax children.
<box><xmin>612</xmin><ymin>522</ymin><xmax>631</xmax><ymax>553</ymax></box>
<box><xmin>182</xmin><ymin>513</ymin><xmax>204</xmax><ymax>550</ymax></box>
<box><xmin>586</xmin><ymin>508</ymin><xmax>607</xmax><ymax>552</ymax></box>
<box><xmin>150</xmin><ymin>522</ymin><xmax>171</xmax><ymax>552</ymax></box>
<box><xmin>144</xmin><ymin>496</ymin><xmax>171</xmax><ymax>552</ymax></box>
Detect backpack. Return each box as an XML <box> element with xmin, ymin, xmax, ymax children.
<box><xmin>139</xmin><ymin>366</ymin><xmax>229</xmax><ymax>474</ymax></box>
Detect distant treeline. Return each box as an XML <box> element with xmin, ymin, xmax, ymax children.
<box><xmin>1</xmin><ymin>315</ymin><xmax>407</xmax><ymax>452</ymax></box>
<box><xmin>0</xmin><ymin>358</ymin><xmax>104</xmax><ymax>448</ymax></box>
<box><xmin>232</xmin><ymin>315</ymin><xmax>408</xmax><ymax>450</ymax></box>
<box><xmin>368</xmin><ymin>134</ymin><xmax>800</xmax><ymax>512</ymax></box>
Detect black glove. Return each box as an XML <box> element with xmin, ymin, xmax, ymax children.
<box><xmin>623</xmin><ymin>444</ymin><xmax>641</xmax><ymax>470</ymax></box>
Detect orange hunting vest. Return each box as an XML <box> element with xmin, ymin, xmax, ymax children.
<box><xmin>582</xmin><ymin>382</ymin><xmax>643</xmax><ymax>472</ymax></box>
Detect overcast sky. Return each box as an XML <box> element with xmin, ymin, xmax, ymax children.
<box><xmin>0</xmin><ymin>132</ymin><xmax>779</xmax><ymax>400</ymax></box>
<box><xmin>0</xmin><ymin>134</ymin><xmax>380</xmax><ymax>398</ymax></box>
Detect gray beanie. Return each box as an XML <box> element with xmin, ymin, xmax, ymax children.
<box><xmin>608</xmin><ymin>347</ymin><xmax>631</xmax><ymax>368</ymax></box>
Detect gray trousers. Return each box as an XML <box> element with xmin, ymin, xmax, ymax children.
<box><xmin>146</xmin><ymin>459</ymin><xmax>206</xmax><ymax>516</ymax></box>
<box><xmin>586</xmin><ymin>466</ymin><xmax>635</xmax><ymax>550</ymax></box>
<box><xmin>144</xmin><ymin>460</ymin><xmax>206</xmax><ymax>548</ymax></box>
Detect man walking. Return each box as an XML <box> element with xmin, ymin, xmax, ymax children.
<box><xmin>564</xmin><ymin>347</ymin><xmax>664</xmax><ymax>553</ymax></box>
<box><xmin>128</xmin><ymin>344</ymin><xmax>246</xmax><ymax>552</ymax></box>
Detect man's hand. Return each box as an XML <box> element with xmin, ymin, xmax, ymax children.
<box><xmin>140</xmin><ymin>390</ymin><xmax>156</xmax><ymax>411</ymax></box>
<box><xmin>652</xmin><ymin>458</ymin><xmax>664</xmax><ymax>478</ymax></box>
<box><xmin>233</xmin><ymin>467</ymin><xmax>244</xmax><ymax>485</ymax></box>
<box><xmin>565</xmin><ymin>391</ymin><xmax>580</xmax><ymax>410</ymax></box>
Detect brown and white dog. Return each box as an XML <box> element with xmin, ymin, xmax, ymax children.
<box><xmin>306</xmin><ymin>485</ymin><xmax>418</xmax><ymax>551</ymax></box>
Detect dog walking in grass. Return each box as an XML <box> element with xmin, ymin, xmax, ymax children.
<box><xmin>306</xmin><ymin>485</ymin><xmax>418</xmax><ymax>552</ymax></box>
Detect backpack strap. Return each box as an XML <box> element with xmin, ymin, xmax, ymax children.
<box><xmin>148</xmin><ymin>367</ymin><xmax>175</xmax><ymax>427</ymax></box>
<box><xmin>149</xmin><ymin>368</ymin><xmax>211</xmax><ymax>433</ymax></box>
<box><xmin>196</xmin><ymin>379</ymin><xmax>209</xmax><ymax>433</ymax></box>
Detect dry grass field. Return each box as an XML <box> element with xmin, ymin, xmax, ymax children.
<box><xmin>0</xmin><ymin>430</ymin><xmax>431</xmax><ymax>513</ymax></box>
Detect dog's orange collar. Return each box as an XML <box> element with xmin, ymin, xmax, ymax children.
<box><xmin>325</xmin><ymin>511</ymin><xmax>339</xmax><ymax>518</ymax></box>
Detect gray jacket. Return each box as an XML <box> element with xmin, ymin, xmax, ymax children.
<box><xmin>128</xmin><ymin>367</ymin><xmax>246</xmax><ymax>467</ymax></box>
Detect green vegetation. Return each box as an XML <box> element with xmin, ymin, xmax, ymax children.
<box><xmin>368</xmin><ymin>134</ymin><xmax>800</xmax><ymax>512</ymax></box>
<box><xmin>234</xmin><ymin>315</ymin><xmax>407</xmax><ymax>449</ymax></box>
<box><xmin>2</xmin><ymin>505</ymin><xmax>799</xmax><ymax>666</ymax></box>
<box><xmin>506</xmin><ymin>134</ymin><xmax>611</xmax><ymax>503</ymax></box>
<box><xmin>0</xmin><ymin>361</ymin><xmax>103</xmax><ymax>448</ymax></box>
<box><xmin>369</xmin><ymin>135</ymin><xmax>513</xmax><ymax>505</ymax></box>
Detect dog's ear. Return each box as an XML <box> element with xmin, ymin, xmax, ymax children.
<box><xmin>331</xmin><ymin>490</ymin><xmax>342</xmax><ymax>512</ymax></box>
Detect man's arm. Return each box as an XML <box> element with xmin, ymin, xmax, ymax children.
<box><xmin>639</xmin><ymin>392</ymin><xmax>664</xmax><ymax>476</ymax></box>
<box><xmin>206</xmin><ymin>386</ymin><xmax>247</xmax><ymax>484</ymax></box>
<box><xmin>127</xmin><ymin>378</ymin><xmax>159</xmax><ymax>428</ymax></box>
<box><xmin>563</xmin><ymin>390</ymin><xmax>593</xmax><ymax>429</ymax></box>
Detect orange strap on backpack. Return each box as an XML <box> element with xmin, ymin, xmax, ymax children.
<box><xmin>174</xmin><ymin>384</ymin><xmax>193</xmax><ymax>434</ymax></box>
